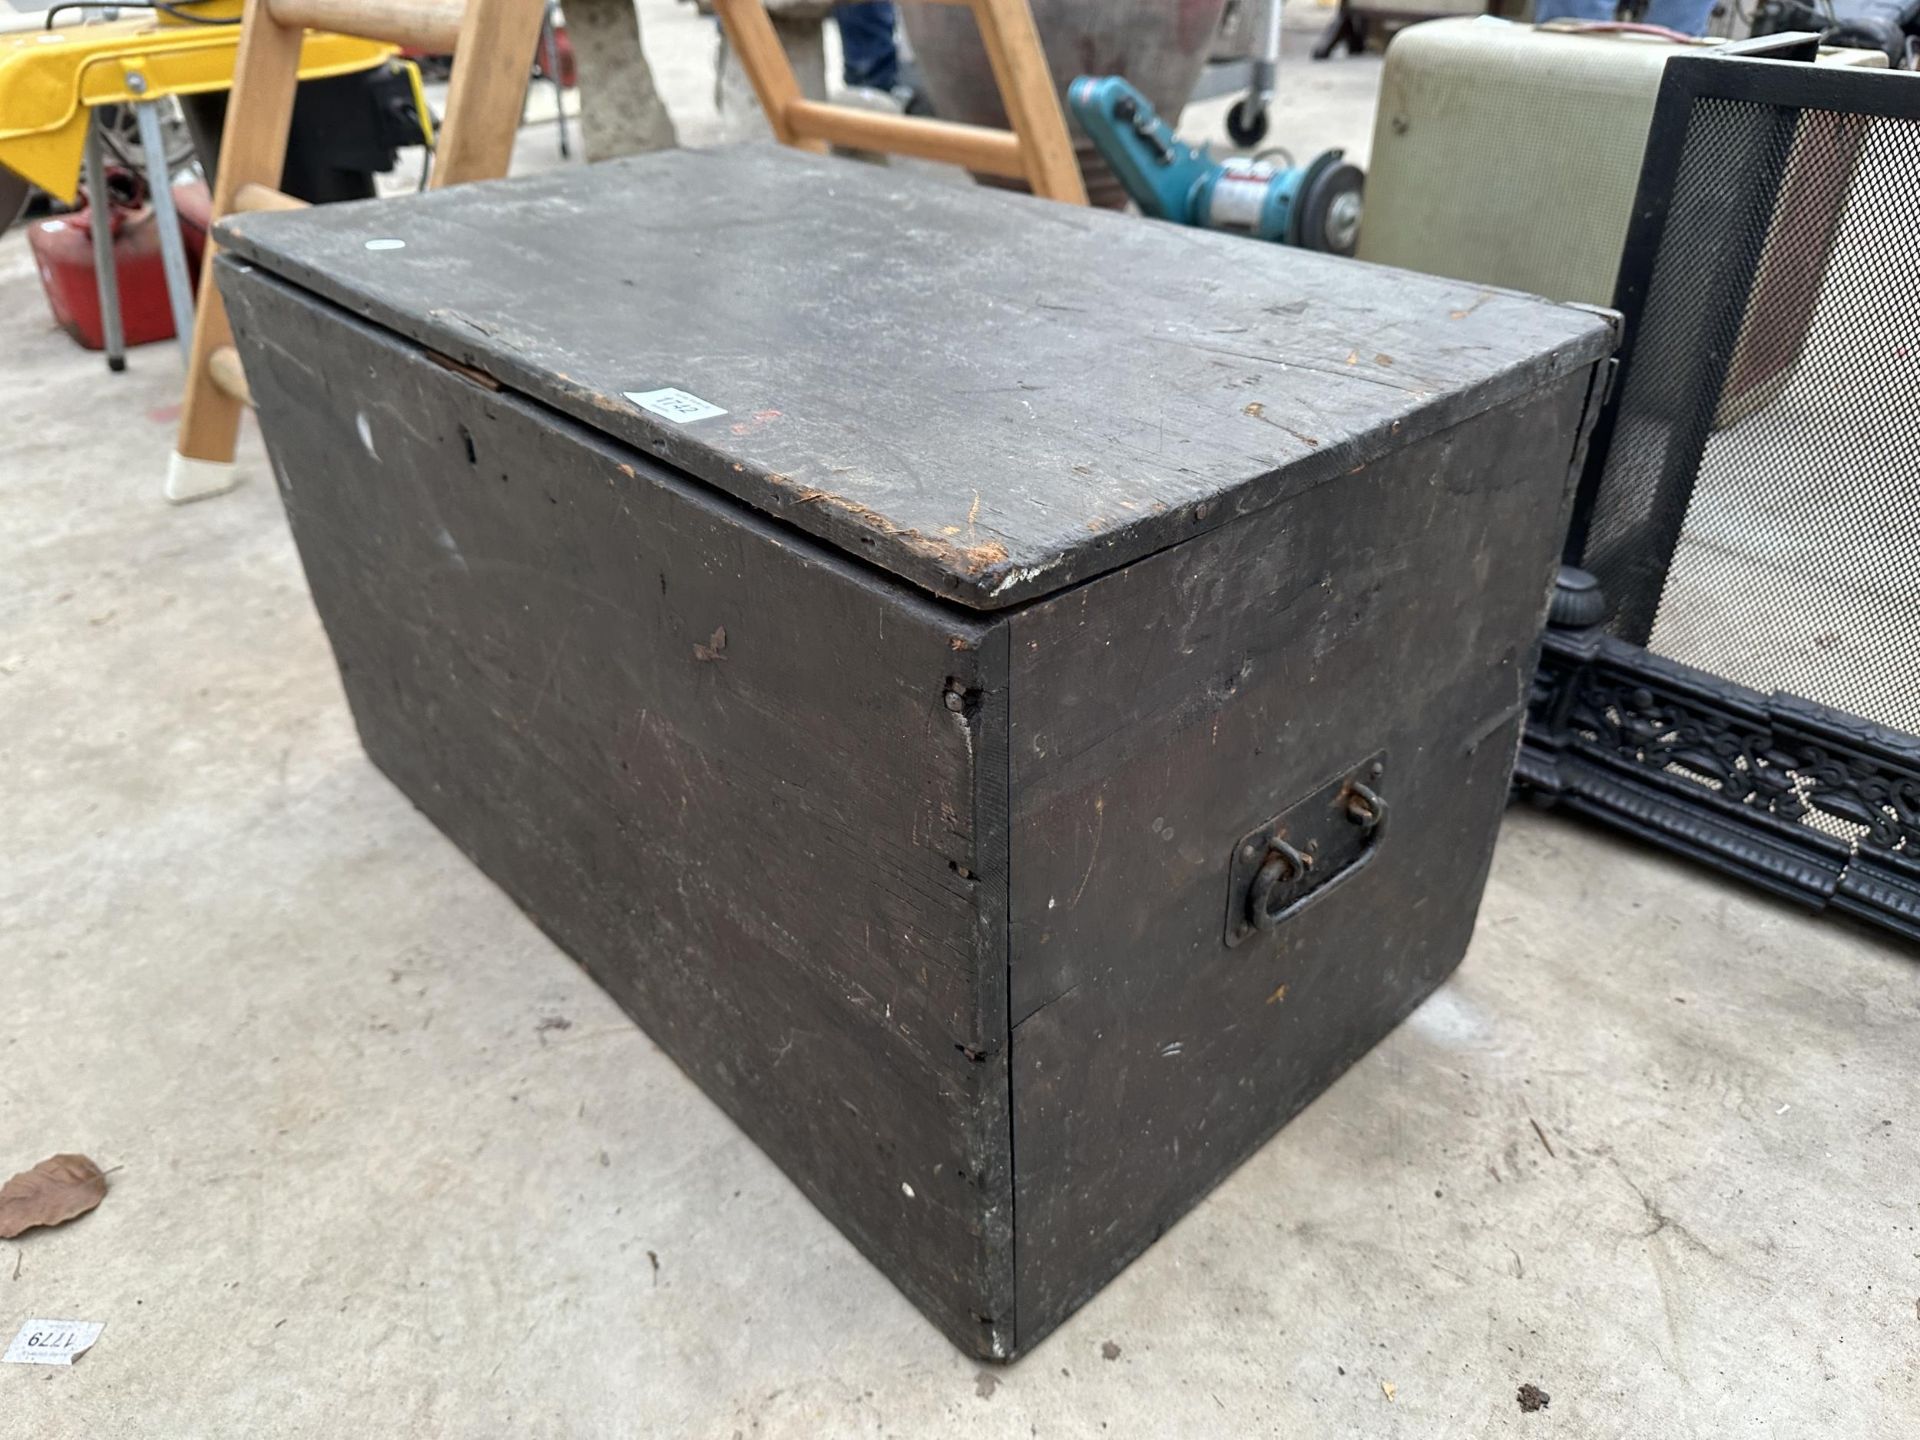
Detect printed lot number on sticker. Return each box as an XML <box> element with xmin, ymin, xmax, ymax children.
<box><xmin>624</xmin><ymin>388</ymin><xmax>727</xmax><ymax>423</ymax></box>
<box><xmin>4</xmin><ymin>1318</ymin><xmax>105</xmax><ymax>1366</ymax></box>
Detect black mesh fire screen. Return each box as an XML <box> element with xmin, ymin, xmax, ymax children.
<box><xmin>1520</xmin><ymin>52</ymin><xmax>1920</xmax><ymax>942</ymax></box>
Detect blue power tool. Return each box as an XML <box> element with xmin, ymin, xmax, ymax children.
<box><xmin>1067</xmin><ymin>75</ymin><xmax>1364</xmax><ymax>256</ymax></box>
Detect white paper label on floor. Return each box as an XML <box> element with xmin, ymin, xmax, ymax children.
<box><xmin>4</xmin><ymin>1319</ymin><xmax>104</xmax><ymax>1366</ymax></box>
<box><xmin>624</xmin><ymin>388</ymin><xmax>727</xmax><ymax>424</ymax></box>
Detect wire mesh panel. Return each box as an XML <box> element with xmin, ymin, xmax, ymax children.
<box><xmin>1581</xmin><ymin>95</ymin><xmax>1920</xmax><ymax>730</ymax></box>
<box><xmin>1524</xmin><ymin>54</ymin><xmax>1920</xmax><ymax>941</ymax></box>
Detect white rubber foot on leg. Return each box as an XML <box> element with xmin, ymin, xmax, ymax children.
<box><xmin>164</xmin><ymin>452</ymin><xmax>242</xmax><ymax>505</ymax></box>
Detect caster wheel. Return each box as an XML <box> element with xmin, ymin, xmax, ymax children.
<box><xmin>1226</xmin><ymin>98</ymin><xmax>1269</xmax><ymax>148</ymax></box>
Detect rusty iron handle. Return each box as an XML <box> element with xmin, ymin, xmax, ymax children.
<box><xmin>1223</xmin><ymin>756</ymin><xmax>1389</xmax><ymax>949</ymax></box>
<box><xmin>1247</xmin><ymin>839</ymin><xmax>1311</xmax><ymax>932</ymax></box>
<box><xmin>1345</xmin><ymin>781</ymin><xmax>1387</xmax><ymax>836</ymax></box>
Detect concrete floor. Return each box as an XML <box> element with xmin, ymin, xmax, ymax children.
<box><xmin>3</xmin><ymin>5</ymin><xmax>1916</xmax><ymax>1436</ymax></box>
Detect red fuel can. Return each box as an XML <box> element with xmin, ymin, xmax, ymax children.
<box><xmin>28</xmin><ymin>175</ymin><xmax>212</xmax><ymax>352</ymax></box>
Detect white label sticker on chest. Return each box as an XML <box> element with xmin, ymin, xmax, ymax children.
<box><xmin>624</xmin><ymin>388</ymin><xmax>727</xmax><ymax>423</ymax></box>
<box><xmin>4</xmin><ymin>1318</ymin><xmax>105</xmax><ymax>1366</ymax></box>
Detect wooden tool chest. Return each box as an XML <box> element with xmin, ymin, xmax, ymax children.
<box><xmin>215</xmin><ymin>145</ymin><xmax>1615</xmax><ymax>1359</ymax></box>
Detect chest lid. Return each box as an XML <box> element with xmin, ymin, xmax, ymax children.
<box><xmin>215</xmin><ymin>145</ymin><xmax>1615</xmax><ymax>611</ymax></box>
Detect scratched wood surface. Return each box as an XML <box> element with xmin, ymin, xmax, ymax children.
<box><xmin>214</xmin><ymin>144</ymin><xmax>1615</xmax><ymax>611</ymax></box>
<box><xmin>221</xmin><ymin>267</ymin><xmax>1019</xmax><ymax>1357</ymax></box>
<box><xmin>1000</xmin><ymin>372</ymin><xmax>1601</xmax><ymax>1346</ymax></box>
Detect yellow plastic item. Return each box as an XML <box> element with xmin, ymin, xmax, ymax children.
<box><xmin>0</xmin><ymin>0</ymin><xmax>395</xmax><ymax>203</ymax></box>
<box><xmin>399</xmin><ymin>55</ymin><xmax>435</xmax><ymax>150</ymax></box>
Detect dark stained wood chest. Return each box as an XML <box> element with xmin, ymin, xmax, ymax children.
<box><xmin>214</xmin><ymin>145</ymin><xmax>1615</xmax><ymax>1360</ymax></box>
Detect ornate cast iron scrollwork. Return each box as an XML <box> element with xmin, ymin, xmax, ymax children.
<box><xmin>1566</xmin><ymin>671</ymin><xmax>1920</xmax><ymax>854</ymax></box>
<box><xmin>1518</xmin><ymin>596</ymin><xmax>1920</xmax><ymax>943</ymax></box>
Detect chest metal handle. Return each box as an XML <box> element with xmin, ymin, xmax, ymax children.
<box><xmin>1248</xmin><ymin>840</ymin><xmax>1312</xmax><ymax>932</ymax></box>
<box><xmin>1225</xmin><ymin>755</ymin><xmax>1390</xmax><ymax>947</ymax></box>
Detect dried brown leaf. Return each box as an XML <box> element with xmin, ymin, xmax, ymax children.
<box><xmin>0</xmin><ymin>1154</ymin><xmax>108</xmax><ymax>1239</ymax></box>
